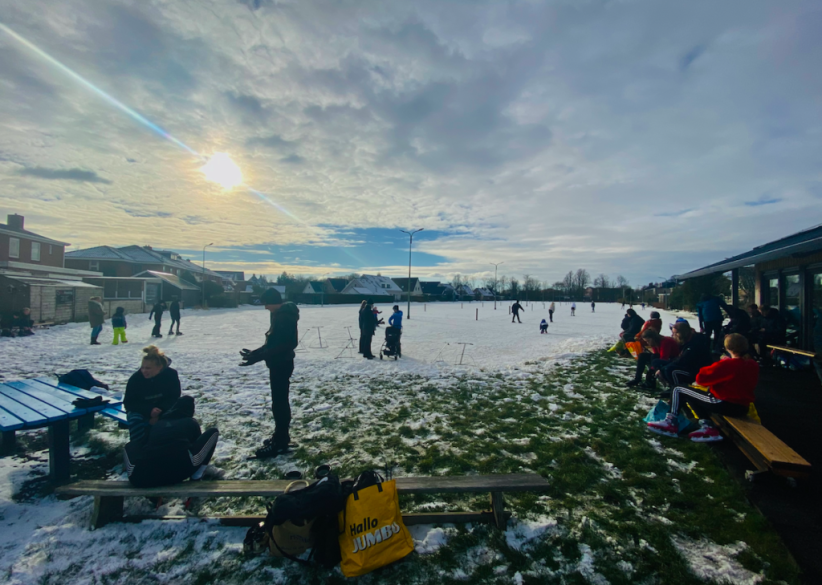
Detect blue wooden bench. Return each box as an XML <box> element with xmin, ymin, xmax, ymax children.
<box><xmin>0</xmin><ymin>378</ymin><xmax>124</xmax><ymax>482</ymax></box>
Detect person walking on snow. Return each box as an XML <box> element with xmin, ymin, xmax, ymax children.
<box><xmin>112</xmin><ymin>307</ymin><xmax>128</xmax><ymax>345</ymax></box>
<box><xmin>239</xmin><ymin>288</ymin><xmax>300</xmax><ymax>458</ymax></box>
<box><xmin>149</xmin><ymin>301</ymin><xmax>166</xmax><ymax>338</ymax></box>
<box><xmin>88</xmin><ymin>296</ymin><xmax>105</xmax><ymax>345</ymax></box>
<box><xmin>591</xmin><ymin>301</ymin><xmax>596</xmax><ymax>313</ymax></box>
<box><xmin>540</xmin><ymin>319</ymin><xmax>548</xmax><ymax>334</ymax></box>
<box><xmin>571</xmin><ymin>302</ymin><xmax>576</xmax><ymax>316</ymax></box>
<box><xmin>168</xmin><ymin>297</ymin><xmax>182</xmax><ymax>336</ymax></box>
<box><xmin>549</xmin><ymin>302</ymin><xmax>555</xmax><ymax>322</ymax></box>
<box><xmin>511</xmin><ymin>300</ymin><xmax>524</xmax><ymax>323</ymax></box>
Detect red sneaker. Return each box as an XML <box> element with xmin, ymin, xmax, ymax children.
<box><xmin>688</xmin><ymin>421</ymin><xmax>723</xmax><ymax>443</ymax></box>
<box><xmin>647</xmin><ymin>415</ymin><xmax>679</xmax><ymax>438</ymax></box>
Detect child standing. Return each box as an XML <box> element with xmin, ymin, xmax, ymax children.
<box><xmin>540</xmin><ymin>319</ymin><xmax>548</xmax><ymax>334</ymax></box>
<box><xmin>112</xmin><ymin>307</ymin><xmax>128</xmax><ymax>345</ymax></box>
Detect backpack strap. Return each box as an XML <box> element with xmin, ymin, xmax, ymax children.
<box><xmin>269</xmin><ymin>533</ymin><xmax>315</xmax><ymax>565</ymax></box>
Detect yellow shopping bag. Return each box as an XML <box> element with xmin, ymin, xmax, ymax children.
<box><xmin>338</xmin><ymin>474</ymin><xmax>414</xmax><ymax>577</ymax></box>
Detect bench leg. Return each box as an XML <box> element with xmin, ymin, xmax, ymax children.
<box><xmin>490</xmin><ymin>492</ymin><xmax>506</xmax><ymax>529</ymax></box>
<box><xmin>91</xmin><ymin>496</ymin><xmax>124</xmax><ymax>530</ymax></box>
<box><xmin>48</xmin><ymin>419</ymin><xmax>71</xmax><ymax>483</ymax></box>
<box><xmin>1</xmin><ymin>431</ymin><xmax>16</xmax><ymax>456</ymax></box>
<box><xmin>77</xmin><ymin>413</ymin><xmax>95</xmax><ymax>432</ymax></box>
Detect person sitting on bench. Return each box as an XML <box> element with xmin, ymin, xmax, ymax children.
<box><xmin>123</xmin><ymin>414</ymin><xmax>220</xmax><ymax>487</ymax></box>
<box><xmin>655</xmin><ymin>321</ymin><xmax>713</xmax><ymax>388</ymax></box>
<box><xmin>620</xmin><ymin>309</ymin><xmax>645</xmax><ymax>342</ymax></box>
<box><xmin>626</xmin><ymin>328</ymin><xmax>680</xmax><ymax>389</ymax></box>
<box><xmin>647</xmin><ymin>333</ymin><xmax>759</xmax><ymax>442</ymax></box>
<box><xmin>124</xmin><ymin>346</ymin><xmax>191</xmax><ymax>443</ymax></box>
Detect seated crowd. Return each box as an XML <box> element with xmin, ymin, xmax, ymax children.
<box><xmin>1</xmin><ymin>307</ymin><xmax>35</xmax><ymax>338</ymax></box>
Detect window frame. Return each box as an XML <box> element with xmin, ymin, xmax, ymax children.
<box><xmin>9</xmin><ymin>237</ymin><xmax>20</xmax><ymax>259</ymax></box>
<box><xmin>31</xmin><ymin>241</ymin><xmax>41</xmax><ymax>262</ymax></box>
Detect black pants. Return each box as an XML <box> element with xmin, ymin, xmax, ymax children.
<box><xmin>512</xmin><ymin>312</ymin><xmax>521</xmax><ymax>323</ymax></box>
<box><xmin>670</xmin><ymin>386</ymin><xmax>748</xmax><ymax>420</ymax></box>
<box><xmin>152</xmin><ymin>318</ymin><xmax>162</xmax><ymax>337</ymax></box>
<box><xmin>169</xmin><ymin>316</ymin><xmax>181</xmax><ymax>333</ymax></box>
<box><xmin>269</xmin><ymin>360</ymin><xmax>294</xmax><ymax>447</ymax></box>
<box><xmin>125</xmin><ymin>418</ymin><xmax>219</xmax><ymax>488</ymax></box>
<box><xmin>634</xmin><ymin>353</ymin><xmax>654</xmax><ymax>382</ymax></box>
<box><xmin>703</xmin><ymin>319</ymin><xmax>723</xmax><ymax>349</ymax></box>
<box><xmin>549</xmin><ymin>311</ymin><xmax>553</xmax><ymax>322</ymax></box>
<box><xmin>360</xmin><ymin>332</ymin><xmax>374</xmax><ymax>357</ymax></box>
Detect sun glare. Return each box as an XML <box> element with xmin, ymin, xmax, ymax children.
<box><xmin>201</xmin><ymin>153</ymin><xmax>243</xmax><ymax>190</ymax></box>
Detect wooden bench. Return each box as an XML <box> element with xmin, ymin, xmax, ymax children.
<box><xmin>33</xmin><ymin>321</ymin><xmax>55</xmax><ymax>329</ymax></box>
<box><xmin>710</xmin><ymin>414</ymin><xmax>811</xmax><ymax>480</ymax></box>
<box><xmin>766</xmin><ymin>345</ymin><xmax>817</xmax><ymax>358</ymax></box>
<box><xmin>56</xmin><ymin>473</ymin><xmax>551</xmax><ymax>530</ymax></box>
<box><xmin>0</xmin><ymin>379</ymin><xmax>123</xmax><ymax>481</ymax></box>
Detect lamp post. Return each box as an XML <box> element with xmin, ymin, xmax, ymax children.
<box><xmin>491</xmin><ymin>262</ymin><xmax>504</xmax><ymax>310</ymax></box>
<box><xmin>320</xmin><ymin>272</ymin><xmax>330</xmax><ymax>307</ymax></box>
<box><xmin>202</xmin><ymin>243</ymin><xmax>213</xmax><ymax>307</ymax></box>
<box><xmin>400</xmin><ymin>228</ymin><xmax>423</xmax><ymax>319</ymax></box>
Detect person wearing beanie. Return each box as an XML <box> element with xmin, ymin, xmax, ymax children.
<box><xmin>240</xmin><ymin>287</ymin><xmax>301</xmax><ymax>458</ymax></box>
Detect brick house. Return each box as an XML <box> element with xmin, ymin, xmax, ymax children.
<box><xmin>65</xmin><ymin>245</ymin><xmax>225</xmax><ymax>283</ymax></box>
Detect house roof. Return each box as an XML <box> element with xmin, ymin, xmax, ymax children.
<box><xmin>0</xmin><ymin>223</ymin><xmax>69</xmax><ymax>246</ymax></box>
<box><xmin>675</xmin><ymin>224</ymin><xmax>822</xmax><ymax>280</ymax></box>
<box><xmin>0</xmin><ymin>274</ymin><xmax>100</xmax><ymax>288</ymax></box>
<box><xmin>305</xmin><ymin>281</ymin><xmax>324</xmax><ymax>293</ymax></box>
<box><xmin>326</xmin><ymin>278</ymin><xmax>349</xmax><ymax>291</ymax></box>
<box><xmin>133</xmin><ymin>270</ymin><xmax>200</xmax><ymax>291</ymax></box>
<box><xmin>66</xmin><ymin>245</ymin><xmax>225</xmax><ymax>279</ymax></box>
<box><xmin>392</xmin><ymin>277</ymin><xmax>420</xmax><ymax>291</ymax></box>
<box><xmin>215</xmin><ymin>270</ymin><xmax>245</xmax><ymax>280</ymax></box>
<box><xmin>419</xmin><ymin>281</ymin><xmax>442</xmax><ymax>294</ymax></box>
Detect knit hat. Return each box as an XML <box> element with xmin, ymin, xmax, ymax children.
<box><xmin>259</xmin><ymin>288</ymin><xmax>283</xmax><ymax>305</ymax></box>
<box><xmin>650</xmin><ymin>311</ymin><xmax>660</xmax><ymax>319</ymax></box>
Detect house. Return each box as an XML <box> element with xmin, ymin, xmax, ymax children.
<box><xmin>419</xmin><ymin>281</ymin><xmax>443</xmax><ymax>296</ymax></box>
<box><xmin>455</xmin><ymin>284</ymin><xmax>474</xmax><ymax>298</ymax></box>
<box><xmin>0</xmin><ymin>214</ymin><xmax>103</xmax><ymax>324</ymax></box>
<box><xmin>303</xmin><ymin>281</ymin><xmax>324</xmax><ymax>294</ymax></box>
<box><xmin>392</xmin><ymin>277</ymin><xmax>423</xmax><ymax>296</ymax></box>
<box><xmin>341</xmin><ymin>275</ymin><xmax>402</xmax><ymax>299</ymax></box>
<box><xmin>324</xmin><ymin>278</ymin><xmax>350</xmax><ymax>294</ymax></box>
<box><xmin>474</xmin><ymin>287</ymin><xmax>495</xmax><ymax>300</ymax></box>
<box><xmin>65</xmin><ymin>245</ymin><xmax>225</xmax><ymax>283</ymax></box>
<box><xmin>215</xmin><ymin>271</ymin><xmax>245</xmax><ymax>281</ymax></box>
<box><xmin>675</xmin><ymin>224</ymin><xmax>822</xmax><ymax>350</ymax></box>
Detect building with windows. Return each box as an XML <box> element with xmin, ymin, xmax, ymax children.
<box><xmin>675</xmin><ymin>225</ymin><xmax>822</xmax><ymax>350</ymax></box>
<box><xmin>65</xmin><ymin>245</ymin><xmax>225</xmax><ymax>283</ymax></box>
<box><xmin>341</xmin><ymin>275</ymin><xmax>403</xmax><ymax>299</ymax></box>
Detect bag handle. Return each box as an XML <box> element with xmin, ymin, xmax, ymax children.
<box><xmin>284</xmin><ymin>480</ymin><xmax>310</xmax><ymax>493</ymax></box>
<box><xmin>269</xmin><ymin>532</ymin><xmax>315</xmax><ymax>565</ymax></box>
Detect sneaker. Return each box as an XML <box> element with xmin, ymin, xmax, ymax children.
<box><xmin>191</xmin><ymin>464</ymin><xmax>226</xmax><ymax>480</ymax></box>
<box><xmin>176</xmin><ymin>331</ymin><xmax>183</xmax><ymax>335</ymax></box>
<box><xmin>625</xmin><ymin>379</ymin><xmax>641</xmax><ymax>388</ymax></box>
<box><xmin>255</xmin><ymin>442</ymin><xmax>290</xmax><ymax>459</ymax></box>
<box><xmin>688</xmin><ymin>421</ymin><xmax>723</xmax><ymax>443</ymax></box>
<box><xmin>647</xmin><ymin>415</ymin><xmax>679</xmax><ymax>438</ymax></box>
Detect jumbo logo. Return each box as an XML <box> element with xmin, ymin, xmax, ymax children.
<box><xmin>350</xmin><ymin>519</ymin><xmax>402</xmax><ymax>553</ymax></box>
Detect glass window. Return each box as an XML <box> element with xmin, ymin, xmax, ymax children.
<box><xmin>145</xmin><ymin>284</ymin><xmax>159</xmax><ymax>304</ymax></box>
<box><xmin>768</xmin><ymin>277</ymin><xmax>779</xmax><ymax>308</ymax></box>
<box><xmin>784</xmin><ymin>274</ymin><xmax>801</xmax><ymax>346</ymax></box>
<box><xmin>9</xmin><ymin>237</ymin><xmax>19</xmax><ymax>259</ymax></box>
<box><xmin>104</xmin><ymin>281</ymin><xmax>117</xmax><ymax>298</ymax></box>
<box><xmin>812</xmin><ymin>273</ymin><xmax>822</xmax><ymax>342</ymax></box>
<box><xmin>89</xmin><ymin>261</ymin><xmax>99</xmax><ymax>271</ymax></box>
<box><xmin>31</xmin><ymin>242</ymin><xmax>40</xmax><ymax>262</ymax></box>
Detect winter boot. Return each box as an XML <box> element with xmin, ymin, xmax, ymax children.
<box><xmin>625</xmin><ymin>379</ymin><xmax>641</xmax><ymax>388</ymax></box>
<box><xmin>647</xmin><ymin>414</ymin><xmax>679</xmax><ymax>438</ymax></box>
<box><xmin>688</xmin><ymin>420</ymin><xmax>723</xmax><ymax>443</ymax></box>
<box><xmin>91</xmin><ymin>336</ymin><xmax>101</xmax><ymax>346</ymax></box>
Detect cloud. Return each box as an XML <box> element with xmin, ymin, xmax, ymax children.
<box><xmin>280</xmin><ymin>154</ymin><xmax>305</xmax><ymax>164</ymax></box>
<box><xmin>744</xmin><ymin>196</ymin><xmax>783</xmax><ymax>207</ymax></box>
<box><xmin>247</xmin><ymin>135</ymin><xmax>297</xmax><ymax>150</ymax></box>
<box><xmin>16</xmin><ymin>166</ymin><xmax>112</xmax><ymax>184</ymax></box>
<box><xmin>680</xmin><ymin>44</ymin><xmax>706</xmax><ymax>71</ymax></box>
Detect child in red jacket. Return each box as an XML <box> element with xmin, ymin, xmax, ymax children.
<box><xmin>647</xmin><ymin>334</ymin><xmax>759</xmax><ymax>442</ymax></box>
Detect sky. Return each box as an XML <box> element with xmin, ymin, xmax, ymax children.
<box><xmin>1</xmin><ymin>0</ymin><xmax>821</xmax><ymax>287</ymax></box>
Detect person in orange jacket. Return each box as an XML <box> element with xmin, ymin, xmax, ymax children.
<box><xmin>647</xmin><ymin>333</ymin><xmax>758</xmax><ymax>442</ymax></box>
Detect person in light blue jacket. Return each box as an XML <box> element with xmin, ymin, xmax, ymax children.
<box><xmin>388</xmin><ymin>305</ymin><xmax>403</xmax><ymax>329</ymax></box>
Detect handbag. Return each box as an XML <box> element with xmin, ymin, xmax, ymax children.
<box><xmin>338</xmin><ymin>471</ymin><xmax>415</xmax><ymax>577</ymax></box>
<box><xmin>268</xmin><ymin>481</ymin><xmax>316</xmax><ymax>558</ymax></box>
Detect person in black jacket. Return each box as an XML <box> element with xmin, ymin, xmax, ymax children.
<box><xmin>721</xmin><ymin>302</ymin><xmax>751</xmax><ymax>337</ymax></box>
<box><xmin>240</xmin><ymin>288</ymin><xmax>300</xmax><ymax>458</ymax></box>
<box><xmin>149</xmin><ymin>301</ymin><xmax>166</xmax><ymax>338</ymax></box>
<box><xmin>511</xmin><ymin>300</ymin><xmax>524</xmax><ymax>323</ymax></box>
<box><xmin>124</xmin><ymin>346</ymin><xmax>189</xmax><ymax>443</ymax></box>
<box><xmin>655</xmin><ymin>321</ymin><xmax>714</xmax><ymax>387</ymax></box>
<box><xmin>621</xmin><ymin>309</ymin><xmax>646</xmax><ymax>342</ymax></box>
<box><xmin>359</xmin><ymin>301</ymin><xmax>378</xmax><ymax>359</ymax></box>
<box><xmin>168</xmin><ymin>297</ymin><xmax>182</xmax><ymax>336</ymax></box>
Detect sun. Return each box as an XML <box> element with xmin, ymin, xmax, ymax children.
<box><xmin>201</xmin><ymin>153</ymin><xmax>243</xmax><ymax>190</ymax></box>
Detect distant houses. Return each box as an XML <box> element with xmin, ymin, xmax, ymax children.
<box><xmin>341</xmin><ymin>275</ymin><xmax>404</xmax><ymax>300</ymax></box>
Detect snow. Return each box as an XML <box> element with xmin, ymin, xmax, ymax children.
<box><xmin>672</xmin><ymin>536</ymin><xmax>765</xmax><ymax>585</ymax></box>
<box><xmin>0</xmin><ymin>302</ymin><xmax>699</xmax><ymax>583</ymax></box>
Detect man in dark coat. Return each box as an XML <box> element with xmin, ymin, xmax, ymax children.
<box><xmin>621</xmin><ymin>309</ymin><xmax>646</xmax><ymax>341</ymax></box>
<box><xmin>359</xmin><ymin>301</ymin><xmax>377</xmax><ymax>359</ymax></box>
<box><xmin>168</xmin><ymin>297</ymin><xmax>182</xmax><ymax>335</ymax></box>
<box><xmin>240</xmin><ymin>288</ymin><xmax>300</xmax><ymax>458</ymax></box>
<box><xmin>88</xmin><ymin>296</ymin><xmax>105</xmax><ymax>345</ymax></box>
<box><xmin>511</xmin><ymin>300</ymin><xmax>524</xmax><ymax>323</ymax></box>
<box><xmin>149</xmin><ymin>301</ymin><xmax>166</xmax><ymax>338</ymax></box>
<box><xmin>656</xmin><ymin>321</ymin><xmax>714</xmax><ymax>387</ymax></box>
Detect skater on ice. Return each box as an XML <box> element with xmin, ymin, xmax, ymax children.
<box><xmin>149</xmin><ymin>300</ymin><xmax>167</xmax><ymax>338</ymax></box>
<box><xmin>571</xmin><ymin>302</ymin><xmax>576</xmax><ymax>316</ymax></box>
<box><xmin>540</xmin><ymin>319</ymin><xmax>548</xmax><ymax>334</ymax></box>
<box><xmin>112</xmin><ymin>306</ymin><xmax>128</xmax><ymax>345</ymax></box>
<box><xmin>169</xmin><ymin>296</ymin><xmax>183</xmax><ymax>336</ymax></box>
<box><xmin>591</xmin><ymin>301</ymin><xmax>595</xmax><ymax>313</ymax></box>
<box><xmin>549</xmin><ymin>302</ymin><xmax>555</xmax><ymax>322</ymax></box>
<box><xmin>511</xmin><ymin>300</ymin><xmax>524</xmax><ymax>323</ymax></box>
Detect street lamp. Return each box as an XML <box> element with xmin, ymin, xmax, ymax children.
<box><xmin>202</xmin><ymin>243</ymin><xmax>213</xmax><ymax>307</ymax></box>
<box><xmin>320</xmin><ymin>272</ymin><xmax>330</xmax><ymax>307</ymax></box>
<box><xmin>490</xmin><ymin>262</ymin><xmax>504</xmax><ymax>310</ymax></box>
<box><xmin>400</xmin><ymin>228</ymin><xmax>423</xmax><ymax>319</ymax></box>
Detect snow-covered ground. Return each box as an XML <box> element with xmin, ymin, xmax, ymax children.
<box><xmin>0</xmin><ymin>302</ymin><xmax>714</xmax><ymax>584</ymax></box>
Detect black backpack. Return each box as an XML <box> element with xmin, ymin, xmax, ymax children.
<box><xmin>58</xmin><ymin>369</ymin><xmax>107</xmax><ymax>390</ymax></box>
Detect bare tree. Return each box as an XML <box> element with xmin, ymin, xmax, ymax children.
<box><xmin>574</xmin><ymin>269</ymin><xmax>591</xmax><ymax>293</ymax></box>
<box><xmin>616</xmin><ymin>275</ymin><xmax>629</xmax><ymax>288</ymax></box>
<box><xmin>593</xmin><ymin>273</ymin><xmax>611</xmax><ymax>288</ymax></box>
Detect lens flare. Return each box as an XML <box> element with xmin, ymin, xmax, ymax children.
<box><xmin>201</xmin><ymin>153</ymin><xmax>243</xmax><ymax>190</ymax></box>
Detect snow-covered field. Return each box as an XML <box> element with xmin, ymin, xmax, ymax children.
<box><xmin>2</xmin><ymin>302</ymin><xmax>782</xmax><ymax>585</ymax></box>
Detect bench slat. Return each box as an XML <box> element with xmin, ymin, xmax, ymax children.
<box><xmin>100</xmin><ymin>405</ymin><xmax>128</xmax><ymax>423</ymax></box>
<box><xmin>766</xmin><ymin>345</ymin><xmax>816</xmax><ymax>358</ymax></box>
<box><xmin>0</xmin><ymin>385</ymin><xmax>68</xmax><ymax>422</ymax></box>
<box><xmin>721</xmin><ymin>416</ymin><xmax>810</xmax><ymax>468</ymax></box>
<box><xmin>0</xmin><ymin>405</ymin><xmax>26</xmax><ymax>431</ymax></box>
<box><xmin>0</xmin><ymin>392</ymin><xmax>48</xmax><ymax>428</ymax></box>
<box><xmin>33</xmin><ymin>379</ymin><xmax>126</xmax><ymax>423</ymax></box>
<box><xmin>33</xmin><ymin>378</ymin><xmax>105</xmax><ymax>400</ymax></box>
<box><xmin>57</xmin><ymin>474</ymin><xmax>550</xmax><ymax>498</ymax></box>
<box><xmin>6</xmin><ymin>381</ymin><xmax>86</xmax><ymax>416</ymax></box>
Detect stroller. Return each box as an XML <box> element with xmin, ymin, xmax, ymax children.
<box><xmin>380</xmin><ymin>326</ymin><xmax>402</xmax><ymax>360</ymax></box>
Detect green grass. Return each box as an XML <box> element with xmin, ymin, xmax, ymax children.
<box><xmin>15</xmin><ymin>349</ymin><xmax>802</xmax><ymax>584</ymax></box>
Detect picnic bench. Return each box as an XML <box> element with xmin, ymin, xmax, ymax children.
<box><xmin>710</xmin><ymin>414</ymin><xmax>811</xmax><ymax>480</ymax></box>
<box><xmin>56</xmin><ymin>473</ymin><xmax>551</xmax><ymax>530</ymax></box>
<box><xmin>0</xmin><ymin>378</ymin><xmax>125</xmax><ymax>482</ymax></box>
<box><xmin>766</xmin><ymin>345</ymin><xmax>817</xmax><ymax>358</ymax></box>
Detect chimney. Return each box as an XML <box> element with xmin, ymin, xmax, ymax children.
<box><xmin>7</xmin><ymin>214</ymin><xmax>24</xmax><ymax>230</ymax></box>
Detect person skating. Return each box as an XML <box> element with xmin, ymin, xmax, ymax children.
<box><xmin>149</xmin><ymin>301</ymin><xmax>166</xmax><ymax>338</ymax></box>
<box><xmin>112</xmin><ymin>307</ymin><xmax>129</xmax><ymax>345</ymax></box>
<box><xmin>359</xmin><ymin>301</ymin><xmax>378</xmax><ymax>358</ymax></box>
<box><xmin>540</xmin><ymin>319</ymin><xmax>548</xmax><ymax>334</ymax></box>
<box><xmin>124</xmin><ymin>346</ymin><xmax>186</xmax><ymax>443</ymax></box>
<box><xmin>240</xmin><ymin>288</ymin><xmax>300</xmax><ymax>458</ymax></box>
<box><xmin>511</xmin><ymin>300</ymin><xmax>524</xmax><ymax>323</ymax></box>
<box><xmin>168</xmin><ymin>297</ymin><xmax>182</xmax><ymax>335</ymax></box>
<box><xmin>647</xmin><ymin>334</ymin><xmax>758</xmax><ymax>441</ymax></box>
<box><xmin>571</xmin><ymin>302</ymin><xmax>576</xmax><ymax>316</ymax></box>
<box><xmin>549</xmin><ymin>302</ymin><xmax>555</xmax><ymax>322</ymax></box>
<box><xmin>591</xmin><ymin>301</ymin><xmax>595</xmax><ymax>313</ymax></box>
<box><xmin>88</xmin><ymin>296</ymin><xmax>105</xmax><ymax>345</ymax></box>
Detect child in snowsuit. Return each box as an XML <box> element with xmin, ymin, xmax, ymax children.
<box><xmin>112</xmin><ymin>307</ymin><xmax>128</xmax><ymax>345</ymax></box>
<box><xmin>540</xmin><ymin>319</ymin><xmax>548</xmax><ymax>334</ymax></box>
